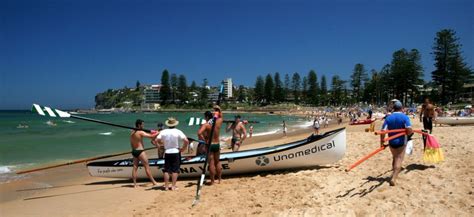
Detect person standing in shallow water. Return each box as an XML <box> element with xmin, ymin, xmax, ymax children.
<box><xmin>130</xmin><ymin>119</ymin><xmax>159</xmax><ymax>188</ymax></box>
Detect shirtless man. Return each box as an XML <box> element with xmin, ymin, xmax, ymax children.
<box><xmin>420</xmin><ymin>98</ymin><xmax>436</xmax><ymax>133</ymax></box>
<box><xmin>226</xmin><ymin>115</ymin><xmax>247</xmax><ymax>152</ymax></box>
<box><xmin>200</xmin><ymin>105</ymin><xmax>224</xmax><ymax>185</ymax></box>
<box><xmin>130</xmin><ymin>119</ymin><xmax>159</xmax><ymax>187</ymax></box>
<box><xmin>197</xmin><ymin>111</ymin><xmax>213</xmax><ymax>156</ymax></box>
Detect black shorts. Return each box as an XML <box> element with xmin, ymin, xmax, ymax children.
<box><xmin>163</xmin><ymin>153</ymin><xmax>180</xmax><ymax>173</ymax></box>
<box><xmin>423</xmin><ymin>117</ymin><xmax>433</xmax><ymax>131</ymax></box>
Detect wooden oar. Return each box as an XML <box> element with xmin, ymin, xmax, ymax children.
<box><xmin>16</xmin><ymin>147</ymin><xmax>157</xmax><ymax>174</ymax></box>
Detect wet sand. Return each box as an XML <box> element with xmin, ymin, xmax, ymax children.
<box><xmin>1</xmin><ymin>119</ymin><xmax>473</xmax><ymax>216</ymax></box>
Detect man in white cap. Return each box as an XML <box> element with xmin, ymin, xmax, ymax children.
<box><xmin>156</xmin><ymin>117</ymin><xmax>189</xmax><ymax>191</ymax></box>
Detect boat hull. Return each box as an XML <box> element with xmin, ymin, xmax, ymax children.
<box><xmin>435</xmin><ymin>117</ymin><xmax>474</xmax><ymax>125</ymax></box>
<box><xmin>87</xmin><ymin>128</ymin><xmax>346</xmax><ymax>179</ymax></box>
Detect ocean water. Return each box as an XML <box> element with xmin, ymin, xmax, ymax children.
<box><xmin>0</xmin><ymin>110</ymin><xmax>308</xmax><ymax>178</ymax></box>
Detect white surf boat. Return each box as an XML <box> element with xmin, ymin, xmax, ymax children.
<box><xmin>87</xmin><ymin>128</ymin><xmax>346</xmax><ymax>179</ymax></box>
<box><xmin>435</xmin><ymin>117</ymin><xmax>474</xmax><ymax>125</ymax></box>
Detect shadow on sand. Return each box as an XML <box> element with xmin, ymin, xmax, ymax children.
<box><xmin>403</xmin><ymin>163</ymin><xmax>435</xmax><ymax>174</ymax></box>
<box><xmin>144</xmin><ymin>165</ymin><xmax>334</xmax><ymax>190</ymax></box>
<box><xmin>21</xmin><ymin>166</ymin><xmax>334</xmax><ymax>199</ymax></box>
<box><xmin>336</xmin><ymin>163</ymin><xmax>436</xmax><ymax>198</ymax></box>
<box><xmin>336</xmin><ymin>170</ymin><xmax>391</xmax><ymax>198</ymax></box>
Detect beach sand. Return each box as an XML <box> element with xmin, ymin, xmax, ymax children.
<box><xmin>1</xmin><ymin>120</ymin><xmax>473</xmax><ymax>216</ymax></box>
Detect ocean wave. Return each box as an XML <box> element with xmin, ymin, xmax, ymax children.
<box><xmin>252</xmin><ymin>129</ymin><xmax>280</xmax><ymax>137</ymax></box>
<box><xmin>99</xmin><ymin>132</ymin><xmax>113</xmax><ymax>136</ymax></box>
<box><xmin>0</xmin><ymin>164</ymin><xmax>35</xmax><ymax>183</ymax></box>
<box><xmin>0</xmin><ymin>166</ymin><xmax>13</xmax><ymax>174</ymax></box>
<box><xmin>295</xmin><ymin>121</ymin><xmax>314</xmax><ymax>128</ymax></box>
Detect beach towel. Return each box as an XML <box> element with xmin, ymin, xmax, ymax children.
<box><xmin>423</xmin><ymin>135</ymin><xmax>444</xmax><ymax>163</ymax></box>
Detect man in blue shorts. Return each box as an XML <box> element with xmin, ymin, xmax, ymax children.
<box><xmin>380</xmin><ymin>100</ymin><xmax>413</xmax><ymax>186</ymax></box>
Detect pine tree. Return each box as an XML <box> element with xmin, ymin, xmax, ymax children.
<box><xmin>331</xmin><ymin>75</ymin><xmax>345</xmax><ymax>106</ymax></box>
<box><xmin>390</xmin><ymin>49</ymin><xmax>424</xmax><ymax>104</ymax></box>
<box><xmin>264</xmin><ymin>74</ymin><xmax>274</xmax><ymax>103</ymax></box>
<box><xmin>190</xmin><ymin>80</ymin><xmax>197</xmax><ymax>92</ymax></box>
<box><xmin>170</xmin><ymin>73</ymin><xmax>178</xmax><ymax>103</ymax></box>
<box><xmin>274</xmin><ymin>72</ymin><xmax>285</xmax><ymax>102</ymax></box>
<box><xmin>237</xmin><ymin>85</ymin><xmax>246</xmax><ymax>102</ymax></box>
<box><xmin>307</xmin><ymin>70</ymin><xmax>319</xmax><ymax>105</ymax></box>
<box><xmin>160</xmin><ymin>69</ymin><xmax>171</xmax><ymax>104</ymax></box>
<box><xmin>350</xmin><ymin>63</ymin><xmax>368</xmax><ymax>103</ymax></box>
<box><xmin>135</xmin><ymin>80</ymin><xmax>141</xmax><ymax>91</ymax></box>
<box><xmin>291</xmin><ymin>72</ymin><xmax>301</xmax><ymax>104</ymax></box>
<box><xmin>284</xmin><ymin>73</ymin><xmax>291</xmax><ymax>93</ymax></box>
<box><xmin>432</xmin><ymin>29</ymin><xmax>473</xmax><ymax>104</ymax></box>
<box><xmin>320</xmin><ymin>75</ymin><xmax>327</xmax><ymax>105</ymax></box>
<box><xmin>254</xmin><ymin>76</ymin><xmax>265</xmax><ymax>104</ymax></box>
<box><xmin>302</xmin><ymin>76</ymin><xmax>308</xmax><ymax>103</ymax></box>
<box><xmin>200</xmin><ymin>79</ymin><xmax>209</xmax><ymax>103</ymax></box>
<box><xmin>177</xmin><ymin>74</ymin><xmax>188</xmax><ymax>104</ymax></box>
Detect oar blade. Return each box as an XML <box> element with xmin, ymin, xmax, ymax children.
<box><xmin>32</xmin><ymin>104</ymin><xmax>46</xmax><ymax>116</ymax></box>
<box><xmin>31</xmin><ymin>104</ymin><xmax>71</xmax><ymax>118</ymax></box>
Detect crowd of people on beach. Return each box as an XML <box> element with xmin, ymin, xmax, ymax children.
<box><xmin>126</xmin><ymin>98</ymin><xmax>473</xmax><ymax>190</ymax></box>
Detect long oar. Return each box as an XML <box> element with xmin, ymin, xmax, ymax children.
<box><xmin>32</xmin><ymin>104</ymin><xmax>204</xmax><ymax>143</ymax></box>
<box><xmin>28</xmin><ymin>104</ymin><xmax>205</xmax><ymax>173</ymax></box>
<box><xmin>192</xmin><ymin>85</ymin><xmax>223</xmax><ymax>207</ymax></box>
<box><xmin>16</xmin><ymin>146</ymin><xmax>157</xmax><ymax>174</ymax></box>
<box><xmin>32</xmin><ymin>104</ymin><xmax>154</xmax><ymax>133</ymax></box>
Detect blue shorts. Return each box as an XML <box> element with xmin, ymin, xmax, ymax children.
<box><xmin>389</xmin><ymin>143</ymin><xmax>405</xmax><ymax>149</ymax></box>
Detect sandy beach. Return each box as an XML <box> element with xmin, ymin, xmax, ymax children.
<box><xmin>1</xmin><ymin>119</ymin><xmax>473</xmax><ymax>216</ymax></box>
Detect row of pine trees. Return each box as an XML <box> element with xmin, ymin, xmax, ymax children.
<box><xmin>97</xmin><ymin>29</ymin><xmax>472</xmax><ymax>109</ymax></box>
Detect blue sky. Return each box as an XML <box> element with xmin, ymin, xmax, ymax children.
<box><xmin>1</xmin><ymin>0</ymin><xmax>473</xmax><ymax>109</ymax></box>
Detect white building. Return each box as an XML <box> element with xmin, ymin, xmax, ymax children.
<box><xmin>222</xmin><ymin>78</ymin><xmax>233</xmax><ymax>99</ymax></box>
<box><xmin>143</xmin><ymin>84</ymin><xmax>161</xmax><ymax>104</ymax></box>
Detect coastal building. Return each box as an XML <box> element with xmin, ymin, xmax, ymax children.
<box><xmin>142</xmin><ymin>84</ymin><xmax>161</xmax><ymax>110</ymax></box>
<box><xmin>208</xmin><ymin>91</ymin><xmax>220</xmax><ymax>102</ymax></box>
<box><xmin>222</xmin><ymin>78</ymin><xmax>233</xmax><ymax>99</ymax></box>
<box><xmin>144</xmin><ymin>84</ymin><xmax>161</xmax><ymax>103</ymax></box>
<box><xmin>462</xmin><ymin>82</ymin><xmax>474</xmax><ymax>102</ymax></box>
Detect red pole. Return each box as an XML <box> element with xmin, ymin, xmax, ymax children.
<box><xmin>345</xmin><ymin>145</ymin><xmax>387</xmax><ymax>172</ymax></box>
